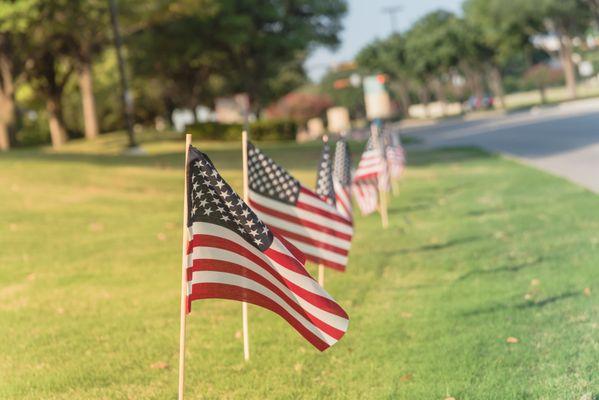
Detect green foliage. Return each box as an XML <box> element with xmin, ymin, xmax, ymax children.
<box><xmin>319</xmin><ymin>67</ymin><xmax>365</xmax><ymax>119</ymax></box>
<box><xmin>250</xmin><ymin>119</ymin><xmax>297</xmax><ymax>141</ymax></box>
<box><xmin>187</xmin><ymin>119</ymin><xmax>297</xmax><ymax>142</ymax></box>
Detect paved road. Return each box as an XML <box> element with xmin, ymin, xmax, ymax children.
<box><xmin>403</xmin><ymin>99</ymin><xmax>599</xmax><ymax>193</ymax></box>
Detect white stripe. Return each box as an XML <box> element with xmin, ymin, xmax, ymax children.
<box><xmin>189</xmin><ymin>271</ymin><xmax>338</xmax><ymax>346</ymax></box>
<box><xmin>249</xmin><ymin>190</ymin><xmax>353</xmax><ymax>235</ymax></box>
<box><xmin>258</xmin><ymin>212</ymin><xmax>351</xmax><ymax>250</ymax></box>
<box><xmin>281</xmin><ymin>236</ymin><xmax>349</xmax><ymax>266</ymax></box>
<box><xmin>187</xmin><ymin>246</ymin><xmax>348</xmax><ymax>330</ymax></box>
<box><xmin>188</xmin><ymin>222</ymin><xmax>334</xmax><ymax>300</ymax></box>
<box><xmin>298</xmin><ymin>190</ymin><xmax>343</xmax><ymax>216</ymax></box>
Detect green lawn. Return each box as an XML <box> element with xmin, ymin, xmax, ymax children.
<box><xmin>1</xmin><ymin>134</ymin><xmax>597</xmax><ymax>399</ymax></box>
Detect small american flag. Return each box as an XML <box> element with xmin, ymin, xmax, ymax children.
<box><xmin>315</xmin><ymin>139</ymin><xmax>336</xmax><ymax>207</ymax></box>
<box><xmin>352</xmin><ymin>133</ymin><xmax>388</xmax><ymax>215</ymax></box>
<box><xmin>185</xmin><ymin>146</ymin><xmax>349</xmax><ymax>351</ymax></box>
<box><xmin>385</xmin><ymin>130</ymin><xmax>405</xmax><ymax>179</ymax></box>
<box><xmin>333</xmin><ymin>138</ymin><xmax>353</xmax><ymax>221</ymax></box>
<box><xmin>247</xmin><ymin>142</ymin><xmax>354</xmax><ymax>272</ymax></box>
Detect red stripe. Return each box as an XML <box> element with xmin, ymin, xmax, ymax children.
<box><xmin>263</xmin><ymin>248</ymin><xmax>348</xmax><ymax>316</ymax></box>
<box><xmin>187</xmin><ymin>234</ymin><xmax>348</xmax><ymax>318</ymax></box>
<box><xmin>188</xmin><ymin>283</ymin><xmax>332</xmax><ymax>351</ymax></box>
<box><xmin>268</xmin><ymin>225</ymin><xmax>349</xmax><ymax>257</ymax></box>
<box><xmin>250</xmin><ymin>200</ymin><xmax>352</xmax><ymax>241</ymax></box>
<box><xmin>299</xmin><ymin>188</ymin><xmax>352</xmax><ymax>226</ymax></box>
<box><xmin>188</xmin><ymin>234</ymin><xmax>312</xmax><ymax>279</ymax></box>
<box><xmin>186</xmin><ymin>260</ymin><xmax>345</xmax><ymax>340</ymax></box>
<box><xmin>272</xmin><ymin>232</ymin><xmax>306</xmax><ymax>265</ymax></box>
<box><xmin>303</xmin><ymin>253</ymin><xmax>346</xmax><ymax>272</ymax></box>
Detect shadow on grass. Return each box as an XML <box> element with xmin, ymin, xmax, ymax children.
<box><xmin>460</xmin><ymin>291</ymin><xmax>580</xmax><ymax>317</ymax></box>
<box><xmin>455</xmin><ymin>257</ymin><xmax>543</xmax><ymax>282</ymax></box>
<box><xmin>393</xmin><ymin>235</ymin><xmax>484</xmax><ymax>255</ymax></box>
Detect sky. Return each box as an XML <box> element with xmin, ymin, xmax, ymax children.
<box><xmin>306</xmin><ymin>0</ymin><xmax>464</xmax><ymax>81</ymax></box>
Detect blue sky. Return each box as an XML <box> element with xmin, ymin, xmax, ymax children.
<box><xmin>306</xmin><ymin>0</ymin><xmax>464</xmax><ymax>81</ymax></box>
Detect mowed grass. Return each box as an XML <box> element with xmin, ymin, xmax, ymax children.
<box><xmin>0</xmin><ymin>133</ymin><xmax>597</xmax><ymax>399</ymax></box>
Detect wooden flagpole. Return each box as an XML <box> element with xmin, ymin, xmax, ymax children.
<box><xmin>318</xmin><ymin>264</ymin><xmax>325</xmax><ymax>287</ymax></box>
<box><xmin>371</xmin><ymin>123</ymin><xmax>388</xmax><ymax>229</ymax></box>
<box><xmin>178</xmin><ymin>133</ymin><xmax>192</xmax><ymax>400</ymax></box>
<box><xmin>391</xmin><ymin>177</ymin><xmax>400</xmax><ymax>197</ymax></box>
<box><xmin>241</xmin><ymin>129</ymin><xmax>250</xmax><ymax>362</ymax></box>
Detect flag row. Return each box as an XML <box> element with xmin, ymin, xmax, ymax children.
<box><xmin>183</xmin><ymin>125</ymin><xmax>406</xmax><ymax>351</ymax></box>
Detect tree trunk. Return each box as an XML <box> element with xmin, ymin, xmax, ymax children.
<box><xmin>390</xmin><ymin>81</ymin><xmax>412</xmax><ymax>117</ymax></box>
<box><xmin>0</xmin><ymin>51</ymin><xmax>15</xmax><ymax>151</ymax></box>
<box><xmin>558</xmin><ymin>34</ymin><xmax>577</xmax><ymax>99</ymax></box>
<box><xmin>539</xmin><ymin>83</ymin><xmax>547</xmax><ymax>104</ymax></box>
<box><xmin>488</xmin><ymin>66</ymin><xmax>505</xmax><ymax>109</ymax></box>
<box><xmin>46</xmin><ymin>95</ymin><xmax>67</xmax><ymax>148</ymax></box>
<box><xmin>431</xmin><ymin>78</ymin><xmax>447</xmax><ymax>116</ymax></box>
<box><xmin>78</xmin><ymin>60</ymin><xmax>99</xmax><ymax>139</ymax></box>
<box><xmin>418</xmin><ymin>86</ymin><xmax>430</xmax><ymax>118</ymax></box>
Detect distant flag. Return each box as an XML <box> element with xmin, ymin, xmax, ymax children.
<box><xmin>315</xmin><ymin>138</ymin><xmax>336</xmax><ymax>207</ymax></box>
<box><xmin>352</xmin><ymin>135</ymin><xmax>388</xmax><ymax>215</ymax></box>
<box><xmin>185</xmin><ymin>146</ymin><xmax>349</xmax><ymax>351</ymax></box>
<box><xmin>333</xmin><ymin>138</ymin><xmax>353</xmax><ymax>221</ymax></box>
<box><xmin>385</xmin><ymin>130</ymin><xmax>405</xmax><ymax>179</ymax></box>
<box><xmin>247</xmin><ymin>142</ymin><xmax>354</xmax><ymax>272</ymax></box>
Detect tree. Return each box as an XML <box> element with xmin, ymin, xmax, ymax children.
<box><xmin>0</xmin><ymin>33</ymin><xmax>17</xmax><ymax>150</ymax></box>
<box><xmin>404</xmin><ymin>11</ymin><xmax>465</xmax><ymax>115</ymax></box>
<box><xmin>64</xmin><ymin>1</ymin><xmax>112</xmax><ymax>140</ymax></box>
<box><xmin>464</xmin><ymin>0</ymin><xmax>542</xmax><ymax>108</ymax></box>
<box><xmin>536</xmin><ymin>0</ymin><xmax>592</xmax><ymax>99</ymax></box>
<box><xmin>356</xmin><ymin>34</ymin><xmax>413</xmax><ymax>115</ymax></box>
<box><xmin>222</xmin><ymin>0</ymin><xmax>347</xmax><ymax>111</ymax></box>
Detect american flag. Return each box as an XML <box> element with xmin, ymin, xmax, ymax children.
<box><xmin>333</xmin><ymin>138</ymin><xmax>353</xmax><ymax>221</ymax></box>
<box><xmin>315</xmin><ymin>139</ymin><xmax>336</xmax><ymax>207</ymax></box>
<box><xmin>247</xmin><ymin>142</ymin><xmax>353</xmax><ymax>272</ymax></box>
<box><xmin>385</xmin><ymin>130</ymin><xmax>405</xmax><ymax>179</ymax></box>
<box><xmin>352</xmin><ymin>133</ymin><xmax>388</xmax><ymax>215</ymax></box>
<box><xmin>185</xmin><ymin>146</ymin><xmax>349</xmax><ymax>351</ymax></box>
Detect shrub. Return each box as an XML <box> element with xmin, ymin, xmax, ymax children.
<box><xmin>186</xmin><ymin>119</ymin><xmax>297</xmax><ymax>142</ymax></box>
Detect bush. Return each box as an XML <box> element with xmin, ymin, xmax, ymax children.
<box><xmin>186</xmin><ymin>119</ymin><xmax>297</xmax><ymax>142</ymax></box>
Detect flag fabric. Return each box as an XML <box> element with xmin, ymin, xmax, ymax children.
<box><xmin>314</xmin><ymin>139</ymin><xmax>336</xmax><ymax>207</ymax></box>
<box><xmin>332</xmin><ymin>138</ymin><xmax>353</xmax><ymax>221</ymax></box>
<box><xmin>185</xmin><ymin>145</ymin><xmax>349</xmax><ymax>351</ymax></box>
<box><xmin>385</xmin><ymin>130</ymin><xmax>405</xmax><ymax>179</ymax></box>
<box><xmin>352</xmin><ymin>134</ymin><xmax>388</xmax><ymax>215</ymax></box>
<box><xmin>247</xmin><ymin>142</ymin><xmax>353</xmax><ymax>272</ymax></box>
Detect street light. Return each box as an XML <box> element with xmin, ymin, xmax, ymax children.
<box><xmin>381</xmin><ymin>6</ymin><xmax>402</xmax><ymax>33</ymax></box>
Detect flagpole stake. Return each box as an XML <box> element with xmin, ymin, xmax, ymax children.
<box><xmin>371</xmin><ymin>122</ymin><xmax>389</xmax><ymax>229</ymax></box>
<box><xmin>318</xmin><ymin>264</ymin><xmax>325</xmax><ymax>287</ymax></box>
<box><xmin>391</xmin><ymin>179</ymin><xmax>400</xmax><ymax>197</ymax></box>
<box><xmin>178</xmin><ymin>133</ymin><xmax>192</xmax><ymax>400</ymax></box>
<box><xmin>241</xmin><ymin>129</ymin><xmax>251</xmax><ymax>362</ymax></box>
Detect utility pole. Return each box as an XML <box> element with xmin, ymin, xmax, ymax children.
<box><xmin>381</xmin><ymin>6</ymin><xmax>402</xmax><ymax>34</ymax></box>
<box><xmin>108</xmin><ymin>0</ymin><xmax>137</xmax><ymax>149</ymax></box>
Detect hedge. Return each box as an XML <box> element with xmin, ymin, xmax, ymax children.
<box><xmin>186</xmin><ymin>119</ymin><xmax>297</xmax><ymax>142</ymax></box>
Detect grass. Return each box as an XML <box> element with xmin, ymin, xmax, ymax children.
<box><xmin>504</xmin><ymin>82</ymin><xmax>599</xmax><ymax>111</ymax></box>
<box><xmin>1</xmin><ymin>133</ymin><xmax>597</xmax><ymax>399</ymax></box>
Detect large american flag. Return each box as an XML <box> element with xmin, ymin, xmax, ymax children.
<box><xmin>247</xmin><ymin>142</ymin><xmax>353</xmax><ymax>272</ymax></box>
<box><xmin>352</xmin><ymin>134</ymin><xmax>388</xmax><ymax>215</ymax></box>
<box><xmin>185</xmin><ymin>146</ymin><xmax>349</xmax><ymax>351</ymax></box>
<box><xmin>333</xmin><ymin>138</ymin><xmax>353</xmax><ymax>221</ymax></box>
